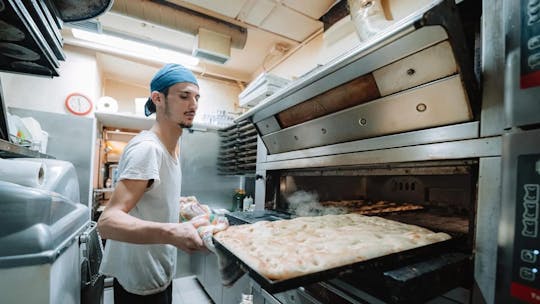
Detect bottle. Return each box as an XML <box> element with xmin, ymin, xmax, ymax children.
<box><xmin>247</xmin><ymin>196</ymin><xmax>254</xmax><ymax>210</ymax></box>
<box><xmin>243</xmin><ymin>195</ymin><xmax>252</xmax><ymax>212</ymax></box>
<box><xmin>105</xmin><ymin>178</ymin><xmax>112</xmax><ymax>188</ymax></box>
<box><xmin>232</xmin><ymin>189</ymin><xmax>246</xmax><ymax>212</ymax></box>
<box><xmin>239</xmin><ymin>293</ymin><xmax>253</xmax><ymax>304</ymax></box>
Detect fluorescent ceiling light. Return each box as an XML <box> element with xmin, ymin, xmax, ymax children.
<box><xmin>71</xmin><ymin>28</ymin><xmax>200</xmax><ymax>67</ymax></box>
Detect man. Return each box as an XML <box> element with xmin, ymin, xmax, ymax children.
<box><xmin>98</xmin><ymin>63</ymin><xmax>207</xmax><ymax>304</ymax></box>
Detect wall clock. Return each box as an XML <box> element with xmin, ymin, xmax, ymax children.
<box><xmin>65</xmin><ymin>93</ymin><xmax>93</xmax><ymax>116</ymax></box>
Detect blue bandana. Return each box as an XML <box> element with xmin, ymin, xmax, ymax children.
<box><xmin>145</xmin><ymin>63</ymin><xmax>199</xmax><ymax>116</ymax></box>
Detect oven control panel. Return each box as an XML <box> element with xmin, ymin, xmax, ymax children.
<box><xmin>511</xmin><ymin>154</ymin><xmax>540</xmax><ymax>303</ymax></box>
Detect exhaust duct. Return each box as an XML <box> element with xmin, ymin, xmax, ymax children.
<box><xmin>110</xmin><ymin>0</ymin><xmax>247</xmax><ymax>50</ymax></box>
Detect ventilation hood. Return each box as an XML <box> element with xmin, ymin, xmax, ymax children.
<box><xmin>110</xmin><ymin>0</ymin><xmax>248</xmax><ymax>50</ymax></box>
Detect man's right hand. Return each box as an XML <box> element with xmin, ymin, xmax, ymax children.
<box><xmin>167</xmin><ymin>222</ymin><xmax>206</xmax><ymax>253</ymax></box>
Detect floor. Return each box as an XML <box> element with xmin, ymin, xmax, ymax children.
<box><xmin>103</xmin><ymin>276</ymin><xmax>214</xmax><ymax>304</ymax></box>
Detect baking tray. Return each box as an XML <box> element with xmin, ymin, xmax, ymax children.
<box><xmin>213</xmin><ymin>233</ymin><xmax>467</xmax><ymax>293</ymax></box>
<box><xmin>338</xmin><ymin>252</ymin><xmax>472</xmax><ymax>304</ymax></box>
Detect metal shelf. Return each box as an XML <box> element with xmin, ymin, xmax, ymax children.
<box><xmin>0</xmin><ymin>139</ymin><xmax>54</xmax><ymax>159</ymax></box>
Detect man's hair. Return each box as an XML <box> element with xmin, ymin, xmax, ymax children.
<box><xmin>159</xmin><ymin>87</ymin><xmax>170</xmax><ymax>97</ymax></box>
<box><xmin>144</xmin><ymin>63</ymin><xmax>198</xmax><ymax>117</ymax></box>
<box><xmin>146</xmin><ymin>87</ymin><xmax>170</xmax><ymax>114</ymax></box>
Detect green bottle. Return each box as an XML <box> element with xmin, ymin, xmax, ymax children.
<box><xmin>232</xmin><ymin>189</ymin><xmax>246</xmax><ymax>212</ymax></box>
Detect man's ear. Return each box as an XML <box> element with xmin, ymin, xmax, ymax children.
<box><xmin>151</xmin><ymin>91</ymin><xmax>162</xmax><ymax>106</ymax></box>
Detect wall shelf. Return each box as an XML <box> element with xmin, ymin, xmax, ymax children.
<box><xmin>0</xmin><ymin>139</ymin><xmax>54</xmax><ymax>159</ymax></box>
<box><xmin>95</xmin><ymin>112</ymin><xmax>155</xmax><ymax>130</ymax></box>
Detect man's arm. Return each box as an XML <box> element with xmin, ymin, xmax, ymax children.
<box><xmin>97</xmin><ymin>179</ymin><xmax>205</xmax><ymax>253</ymax></box>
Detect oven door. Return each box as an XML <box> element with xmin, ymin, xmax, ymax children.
<box><xmin>498</xmin><ymin>128</ymin><xmax>540</xmax><ymax>304</ymax></box>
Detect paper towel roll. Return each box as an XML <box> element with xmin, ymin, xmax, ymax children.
<box><xmin>0</xmin><ymin>158</ymin><xmax>45</xmax><ymax>188</ymax></box>
<box><xmin>96</xmin><ymin>96</ymin><xmax>119</xmax><ymax>113</ymax></box>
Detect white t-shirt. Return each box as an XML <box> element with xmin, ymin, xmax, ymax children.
<box><xmin>99</xmin><ymin>130</ymin><xmax>181</xmax><ymax>295</ymax></box>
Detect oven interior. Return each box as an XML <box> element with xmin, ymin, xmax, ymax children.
<box><xmin>262</xmin><ymin>160</ymin><xmax>477</xmax><ymax>303</ymax></box>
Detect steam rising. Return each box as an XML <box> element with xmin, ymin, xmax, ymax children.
<box><xmin>285</xmin><ymin>190</ymin><xmax>345</xmax><ymax>217</ymax></box>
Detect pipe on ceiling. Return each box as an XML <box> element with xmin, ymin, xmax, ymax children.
<box><xmin>110</xmin><ymin>0</ymin><xmax>248</xmax><ymax>49</ymax></box>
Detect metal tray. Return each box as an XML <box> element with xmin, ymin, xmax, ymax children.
<box><xmin>213</xmin><ymin>233</ymin><xmax>466</xmax><ymax>293</ymax></box>
<box><xmin>338</xmin><ymin>251</ymin><xmax>472</xmax><ymax>304</ymax></box>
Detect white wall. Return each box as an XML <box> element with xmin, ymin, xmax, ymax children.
<box><xmin>261</xmin><ymin>16</ymin><xmax>361</xmax><ymax>81</ymax></box>
<box><xmin>102</xmin><ymin>72</ymin><xmax>241</xmax><ymax>126</ymax></box>
<box><xmin>196</xmin><ymin>76</ymin><xmax>242</xmax><ymax>118</ymax></box>
<box><xmin>0</xmin><ymin>45</ymin><xmax>102</xmax><ymax>116</ymax></box>
<box><xmin>102</xmin><ymin>78</ymin><xmax>148</xmax><ymax>114</ymax></box>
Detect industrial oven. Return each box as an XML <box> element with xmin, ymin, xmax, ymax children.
<box><xmin>230</xmin><ymin>0</ymin><xmax>518</xmax><ymax>303</ymax></box>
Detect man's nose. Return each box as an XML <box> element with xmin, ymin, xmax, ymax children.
<box><xmin>188</xmin><ymin>98</ymin><xmax>198</xmax><ymax>110</ymax></box>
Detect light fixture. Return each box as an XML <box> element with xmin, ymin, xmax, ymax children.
<box><xmin>71</xmin><ymin>28</ymin><xmax>200</xmax><ymax>67</ymax></box>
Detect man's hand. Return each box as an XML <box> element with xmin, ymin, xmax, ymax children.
<box><xmin>167</xmin><ymin>222</ymin><xmax>206</xmax><ymax>253</ymax></box>
<box><xmin>190</xmin><ymin>214</ymin><xmax>211</xmax><ymax>228</ymax></box>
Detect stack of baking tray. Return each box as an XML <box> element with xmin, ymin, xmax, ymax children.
<box><xmin>0</xmin><ymin>0</ymin><xmax>65</xmax><ymax>77</ymax></box>
<box><xmin>217</xmin><ymin>120</ymin><xmax>257</xmax><ymax>175</ymax></box>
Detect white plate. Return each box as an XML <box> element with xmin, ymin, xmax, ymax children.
<box><xmin>7</xmin><ymin>114</ymin><xmax>32</xmax><ymax>144</ymax></box>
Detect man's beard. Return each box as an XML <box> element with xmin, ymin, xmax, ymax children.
<box><xmin>164</xmin><ymin>97</ymin><xmax>193</xmax><ymax>129</ymax></box>
<box><xmin>179</xmin><ymin>122</ymin><xmax>193</xmax><ymax>129</ymax></box>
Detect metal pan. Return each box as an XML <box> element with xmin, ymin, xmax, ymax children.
<box><xmin>240</xmin><ymin>128</ymin><xmax>257</xmax><ymax>137</ymax></box>
<box><xmin>213</xmin><ymin>233</ymin><xmax>467</xmax><ymax>293</ymax></box>
<box><xmin>339</xmin><ymin>251</ymin><xmax>472</xmax><ymax>304</ymax></box>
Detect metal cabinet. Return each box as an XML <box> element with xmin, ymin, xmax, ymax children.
<box><xmin>192</xmin><ymin>251</ymin><xmax>255</xmax><ymax>304</ymax></box>
<box><xmin>204</xmin><ymin>253</ymin><xmax>223</xmax><ymax>304</ymax></box>
<box><xmin>190</xmin><ymin>252</ymin><xmax>206</xmax><ymax>285</ymax></box>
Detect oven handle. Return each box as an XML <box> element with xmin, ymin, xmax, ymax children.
<box><xmin>317</xmin><ymin>282</ymin><xmax>369</xmax><ymax>304</ymax></box>
<box><xmin>261</xmin><ymin>288</ymin><xmax>326</xmax><ymax>304</ymax></box>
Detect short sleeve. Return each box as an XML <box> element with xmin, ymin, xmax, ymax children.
<box><xmin>117</xmin><ymin>140</ymin><xmax>162</xmax><ymax>188</ymax></box>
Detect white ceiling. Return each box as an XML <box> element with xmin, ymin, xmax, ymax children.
<box><xmin>67</xmin><ymin>0</ymin><xmax>340</xmax><ymax>86</ymax></box>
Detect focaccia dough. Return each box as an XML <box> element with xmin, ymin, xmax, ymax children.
<box><xmin>214</xmin><ymin>213</ymin><xmax>451</xmax><ymax>281</ymax></box>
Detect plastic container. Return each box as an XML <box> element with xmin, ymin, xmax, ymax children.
<box><xmin>348</xmin><ymin>0</ymin><xmax>391</xmax><ymax>42</ymax></box>
<box><xmin>243</xmin><ymin>195</ymin><xmax>253</xmax><ymax>211</ymax></box>
<box><xmin>239</xmin><ymin>293</ymin><xmax>253</xmax><ymax>304</ymax></box>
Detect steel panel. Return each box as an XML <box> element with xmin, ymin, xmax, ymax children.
<box><xmin>260</xmin><ymin>137</ymin><xmax>501</xmax><ymax>171</ymax></box>
<box><xmin>474</xmin><ymin>157</ymin><xmax>502</xmax><ymax>304</ymax></box>
<box><xmin>265</xmin><ymin>122</ymin><xmax>479</xmax><ymax>163</ymax></box>
<box><xmin>262</xmin><ymin>75</ymin><xmax>471</xmax><ymax>154</ymax></box>
<box><xmin>250</xmin><ymin>26</ymin><xmax>447</xmax><ymax>124</ymax></box>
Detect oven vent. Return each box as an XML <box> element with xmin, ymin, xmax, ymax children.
<box><xmin>383</xmin><ymin>177</ymin><xmax>424</xmax><ymax>202</ymax></box>
<box><xmin>192</xmin><ymin>28</ymin><xmax>230</xmax><ymax>64</ymax></box>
